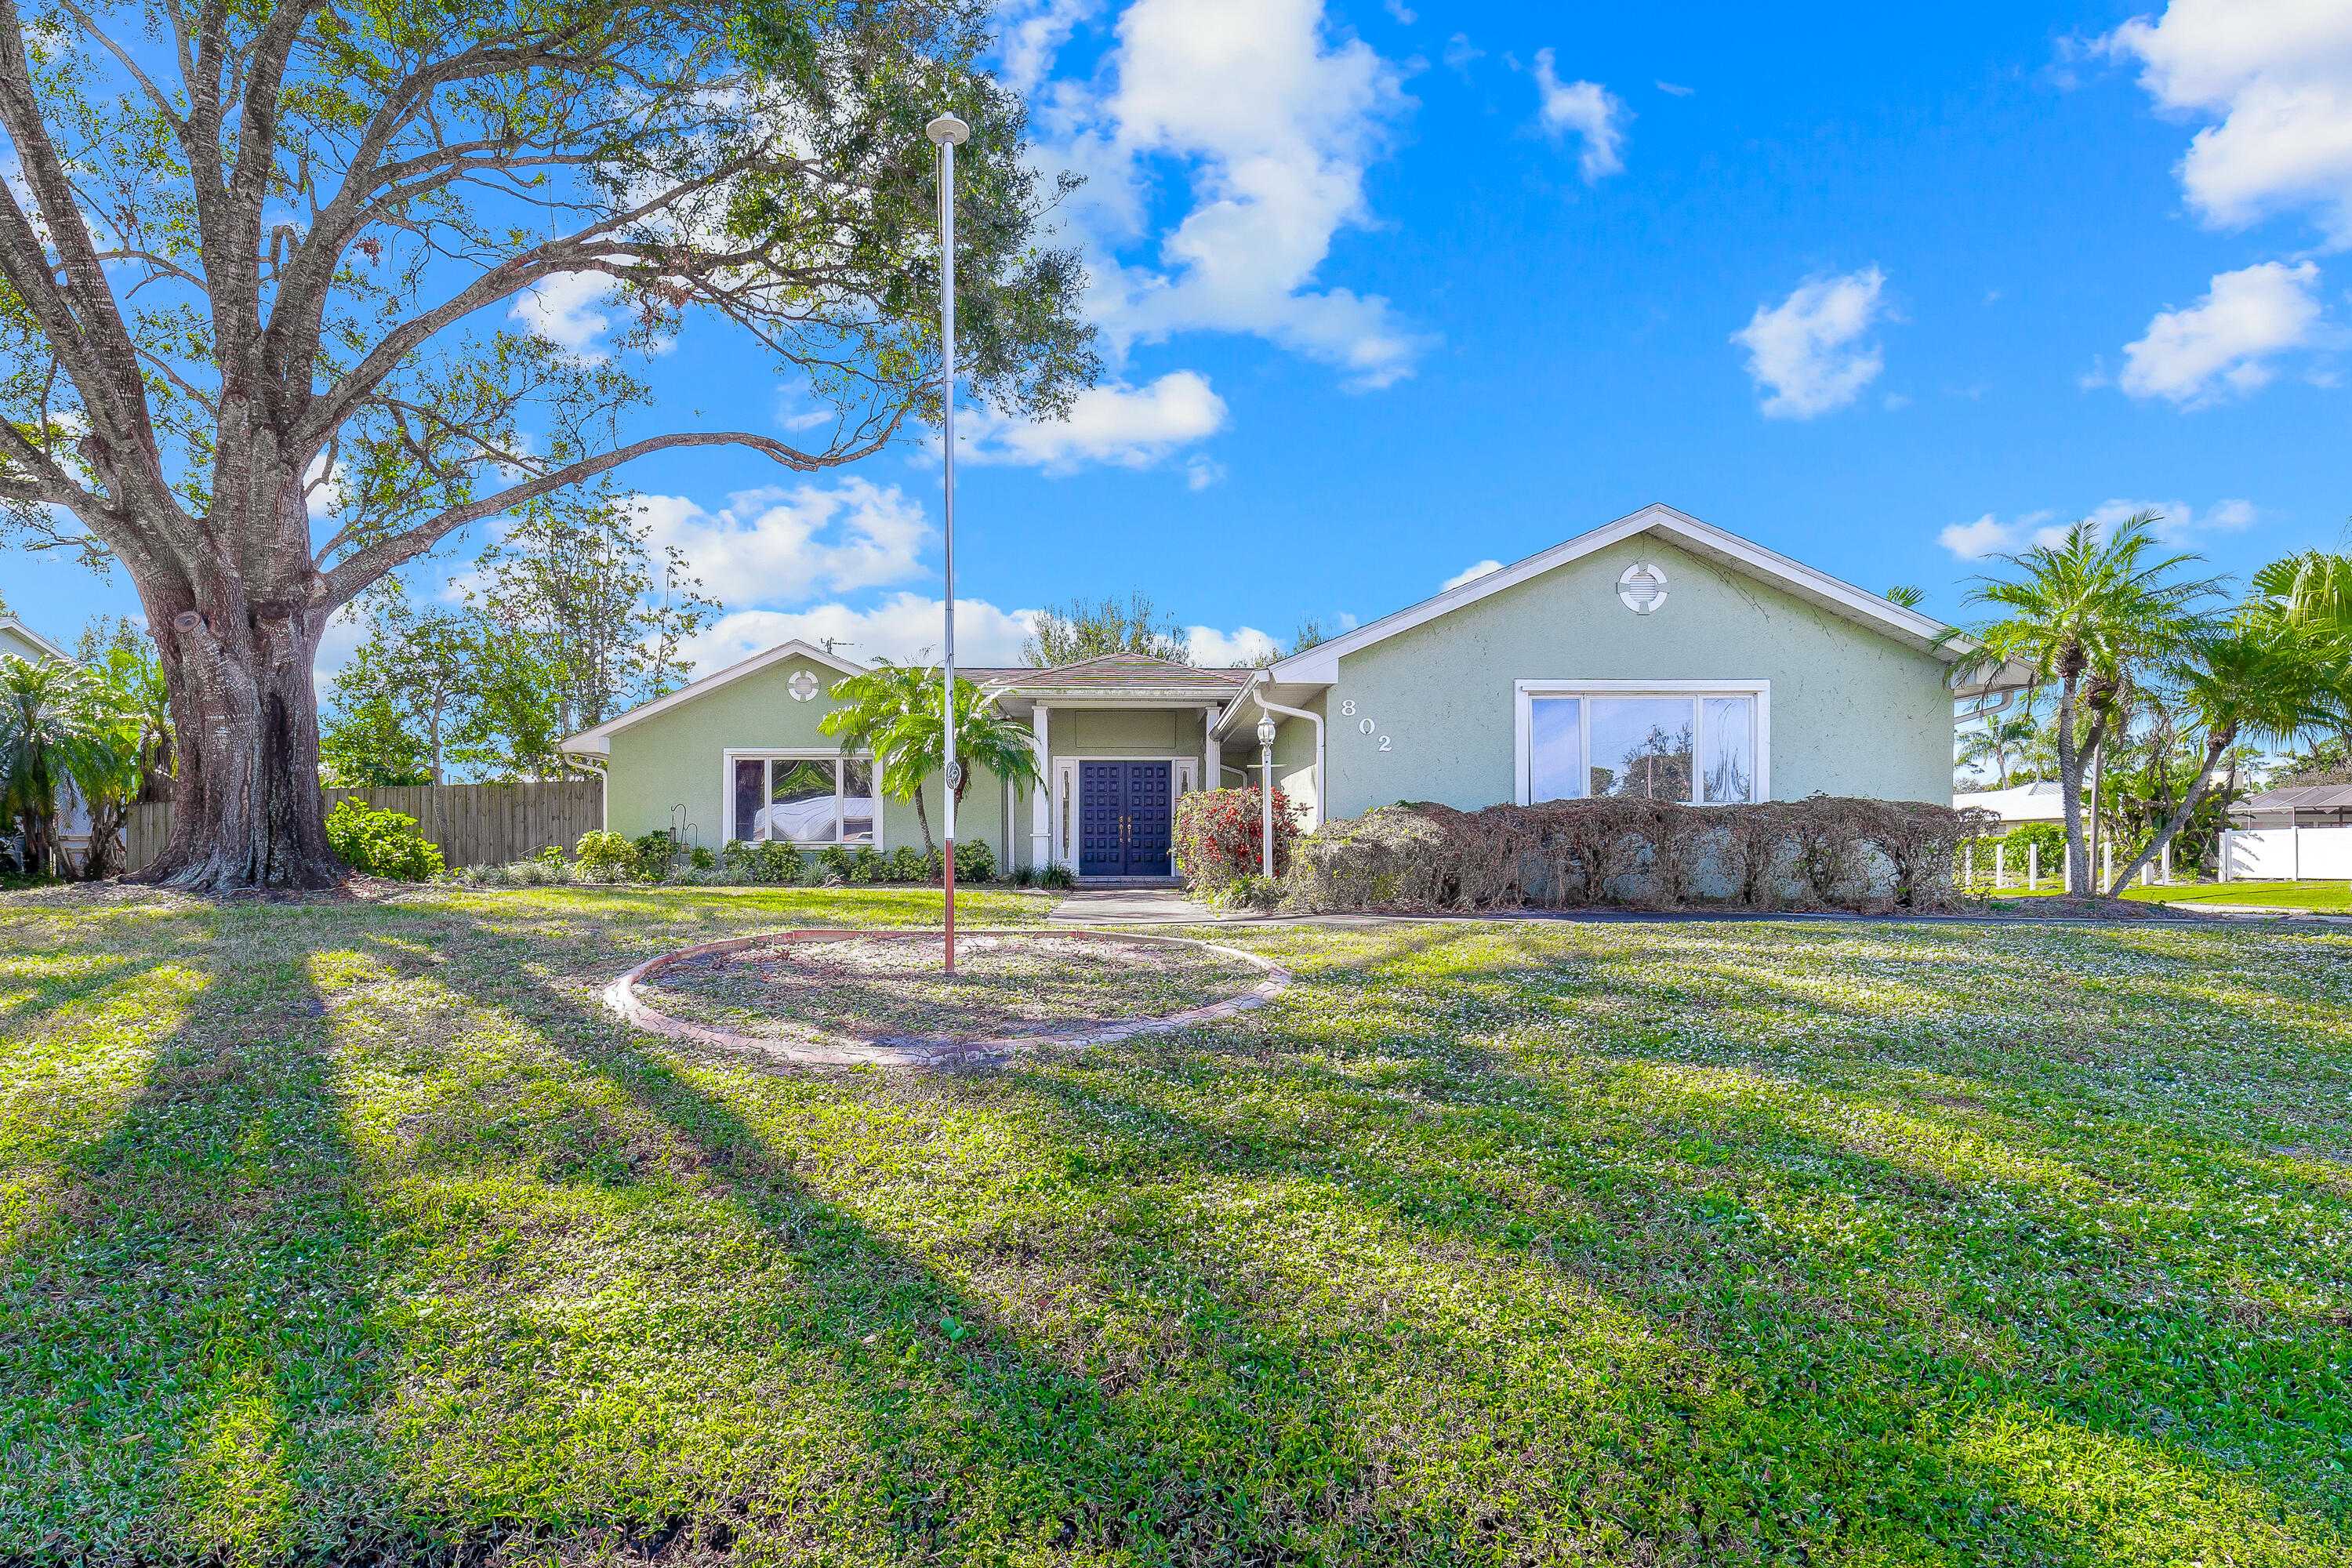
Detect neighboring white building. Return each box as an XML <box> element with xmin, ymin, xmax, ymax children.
<box><xmin>0</xmin><ymin>615</ymin><xmax>73</xmax><ymax>665</ymax></box>
<box><xmin>2232</xmin><ymin>783</ymin><xmax>2352</xmax><ymax>831</ymax></box>
<box><xmin>1955</xmin><ymin>779</ymin><xmax>2064</xmax><ymax>826</ymax></box>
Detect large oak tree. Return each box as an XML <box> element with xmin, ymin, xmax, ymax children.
<box><xmin>0</xmin><ymin>0</ymin><xmax>1094</xmax><ymax>887</ymax></box>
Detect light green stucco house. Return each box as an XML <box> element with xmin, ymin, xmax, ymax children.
<box><xmin>561</xmin><ymin>505</ymin><xmax>2008</xmax><ymax>880</ymax></box>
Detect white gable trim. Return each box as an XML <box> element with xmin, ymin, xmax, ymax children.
<box><xmin>1267</xmin><ymin>504</ymin><xmax>1969</xmax><ymax>684</ymax></box>
<box><xmin>0</xmin><ymin>617</ymin><xmax>74</xmax><ymax>662</ymax></box>
<box><xmin>557</xmin><ymin>638</ymin><xmax>866</xmax><ymax>756</ymax></box>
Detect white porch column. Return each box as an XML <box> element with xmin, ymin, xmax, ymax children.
<box><xmin>1030</xmin><ymin>702</ymin><xmax>1052</xmax><ymax>868</ymax></box>
<box><xmin>1203</xmin><ymin>704</ymin><xmax>1221</xmax><ymax>794</ymax></box>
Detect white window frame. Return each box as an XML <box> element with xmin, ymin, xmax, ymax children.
<box><xmin>720</xmin><ymin>748</ymin><xmax>884</xmax><ymax>848</ymax></box>
<box><xmin>1512</xmin><ymin>679</ymin><xmax>1771</xmax><ymax>806</ymax></box>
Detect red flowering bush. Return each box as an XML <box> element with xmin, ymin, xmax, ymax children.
<box><xmin>1174</xmin><ymin>787</ymin><xmax>1303</xmax><ymax>890</ymax></box>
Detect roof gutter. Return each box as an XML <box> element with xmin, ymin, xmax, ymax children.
<box><xmin>1251</xmin><ymin>670</ymin><xmax>1326</xmax><ymax>829</ymax></box>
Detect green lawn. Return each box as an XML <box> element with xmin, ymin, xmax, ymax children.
<box><xmin>3</xmin><ymin>886</ymin><xmax>2348</xmax><ymax>1565</ymax></box>
<box><xmin>1985</xmin><ymin>880</ymin><xmax>2352</xmax><ymax>913</ymax></box>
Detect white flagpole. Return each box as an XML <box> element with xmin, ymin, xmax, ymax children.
<box><xmin>927</xmin><ymin>113</ymin><xmax>969</xmax><ymax>972</ymax></box>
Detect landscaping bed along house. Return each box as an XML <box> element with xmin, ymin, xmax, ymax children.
<box><xmin>1180</xmin><ymin>793</ymin><xmax>1998</xmax><ymax>916</ymax></box>
<box><xmin>2</xmin><ymin>880</ymin><xmax>2348</xmax><ymax>1566</ymax></box>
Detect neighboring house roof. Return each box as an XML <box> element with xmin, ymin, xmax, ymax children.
<box><xmin>2234</xmin><ymin>784</ymin><xmax>2352</xmax><ymax>823</ymax></box>
<box><xmin>1260</xmin><ymin>503</ymin><xmax>1997</xmax><ymax>686</ymax></box>
<box><xmin>1955</xmin><ymin>780</ymin><xmax>2066</xmax><ymax>823</ymax></box>
<box><xmin>558</xmin><ymin>637</ymin><xmax>865</xmax><ymax>756</ymax></box>
<box><xmin>0</xmin><ymin>616</ymin><xmax>74</xmax><ymax>663</ymax></box>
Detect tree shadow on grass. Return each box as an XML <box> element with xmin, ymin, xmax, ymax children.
<box><xmin>0</xmin><ymin>914</ymin><xmax>403</xmax><ymax>1564</ymax></box>
<box><xmin>972</xmin><ymin>924</ymin><xmax>2352</xmax><ymax>1563</ymax></box>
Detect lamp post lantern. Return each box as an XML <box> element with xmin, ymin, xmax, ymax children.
<box><xmin>928</xmin><ymin>111</ymin><xmax>969</xmax><ymax>972</ymax></box>
<box><xmin>1256</xmin><ymin>717</ymin><xmax>1278</xmax><ymax>877</ymax></box>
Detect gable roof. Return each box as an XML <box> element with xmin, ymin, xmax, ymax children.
<box><xmin>967</xmin><ymin>651</ymin><xmax>1249</xmax><ymax>702</ymax></box>
<box><xmin>1264</xmin><ymin>503</ymin><xmax>1974</xmax><ymax>685</ymax></box>
<box><xmin>0</xmin><ymin>617</ymin><xmax>74</xmax><ymax>663</ymax></box>
<box><xmin>558</xmin><ymin>637</ymin><xmax>863</xmax><ymax>755</ymax></box>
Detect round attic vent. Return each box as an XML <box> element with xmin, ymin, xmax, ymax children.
<box><xmin>788</xmin><ymin>670</ymin><xmax>820</xmax><ymax>701</ymax></box>
<box><xmin>1617</xmin><ymin>561</ymin><xmax>1668</xmax><ymax>615</ymax></box>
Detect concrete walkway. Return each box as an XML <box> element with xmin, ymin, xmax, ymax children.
<box><xmin>1045</xmin><ymin>887</ymin><xmax>1225</xmax><ymax>925</ymax></box>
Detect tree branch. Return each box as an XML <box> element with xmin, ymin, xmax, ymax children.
<box><xmin>320</xmin><ymin>423</ymin><xmax>897</xmax><ymax>604</ymax></box>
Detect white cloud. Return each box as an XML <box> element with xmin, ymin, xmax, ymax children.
<box><xmin>959</xmin><ymin>372</ymin><xmax>1227</xmax><ymax>474</ymax></box>
<box><xmin>510</xmin><ymin>272</ymin><xmax>615</xmax><ymax>360</ymax></box>
<box><xmin>630</xmin><ymin>479</ymin><xmax>931</xmax><ymax>604</ymax></box>
<box><xmin>678</xmin><ymin>595</ymin><xmax>1040</xmax><ymax>677</ymax></box>
<box><xmin>1442</xmin><ymin>33</ymin><xmax>1482</xmax><ymax>74</ymax></box>
<box><xmin>1443</xmin><ymin>558</ymin><xmax>1502</xmax><ymax>590</ymax></box>
<box><xmin>1036</xmin><ymin>0</ymin><xmax>1431</xmax><ymax>390</ymax></box>
<box><xmin>1732</xmin><ymin>266</ymin><xmax>1891</xmax><ymax>419</ymax></box>
<box><xmin>1939</xmin><ymin>498</ymin><xmax>2259</xmax><ymax>558</ymax></box>
<box><xmin>1531</xmin><ymin>50</ymin><xmax>1629</xmax><ymax>181</ymax></box>
<box><xmin>1184</xmin><ymin>624</ymin><xmax>1279</xmax><ymax>666</ymax></box>
<box><xmin>1183</xmin><ymin>454</ymin><xmax>1227</xmax><ymax>490</ymax></box>
<box><xmin>1656</xmin><ymin>80</ymin><xmax>1695</xmax><ymax>97</ymax></box>
<box><xmin>1382</xmin><ymin>0</ymin><xmax>1415</xmax><ymax>21</ymax></box>
<box><xmin>2118</xmin><ymin>260</ymin><xmax>2324</xmax><ymax>403</ymax></box>
<box><xmin>2106</xmin><ymin>0</ymin><xmax>2352</xmax><ymax>247</ymax></box>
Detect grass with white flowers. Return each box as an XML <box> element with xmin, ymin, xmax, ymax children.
<box><xmin>2</xmin><ymin>884</ymin><xmax>2347</xmax><ymax>1566</ymax></box>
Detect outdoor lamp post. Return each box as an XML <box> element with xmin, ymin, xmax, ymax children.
<box><xmin>1257</xmin><ymin>718</ymin><xmax>1278</xmax><ymax>877</ymax></box>
<box><xmin>928</xmin><ymin>111</ymin><xmax>969</xmax><ymax>973</ymax></box>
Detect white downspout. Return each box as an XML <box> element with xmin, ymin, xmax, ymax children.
<box><xmin>1251</xmin><ymin>670</ymin><xmax>1327</xmax><ymax>829</ymax></box>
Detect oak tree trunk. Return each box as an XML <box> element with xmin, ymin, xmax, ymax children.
<box><xmin>130</xmin><ymin>557</ymin><xmax>345</xmax><ymax>891</ymax></box>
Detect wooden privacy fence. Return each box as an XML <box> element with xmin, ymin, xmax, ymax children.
<box><xmin>125</xmin><ymin>780</ymin><xmax>604</xmax><ymax>873</ymax></box>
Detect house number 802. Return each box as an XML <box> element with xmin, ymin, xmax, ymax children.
<box><xmin>1338</xmin><ymin>699</ymin><xmax>1392</xmax><ymax>751</ymax></box>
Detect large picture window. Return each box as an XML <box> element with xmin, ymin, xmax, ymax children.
<box><xmin>730</xmin><ymin>755</ymin><xmax>877</xmax><ymax>844</ymax></box>
<box><xmin>1515</xmin><ymin>681</ymin><xmax>1768</xmax><ymax>806</ymax></box>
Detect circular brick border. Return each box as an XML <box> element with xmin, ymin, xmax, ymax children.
<box><xmin>601</xmin><ymin>927</ymin><xmax>1291</xmax><ymax>1069</ymax></box>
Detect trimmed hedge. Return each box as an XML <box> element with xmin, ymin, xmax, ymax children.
<box><xmin>1285</xmin><ymin>796</ymin><xmax>1994</xmax><ymax>915</ymax></box>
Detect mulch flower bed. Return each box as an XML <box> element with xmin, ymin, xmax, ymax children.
<box><xmin>637</xmin><ymin>932</ymin><xmax>1266</xmax><ymax>1048</ymax></box>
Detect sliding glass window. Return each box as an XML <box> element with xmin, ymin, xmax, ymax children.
<box><xmin>730</xmin><ymin>756</ymin><xmax>877</xmax><ymax>844</ymax></box>
<box><xmin>1521</xmin><ymin>687</ymin><xmax>1763</xmax><ymax>806</ymax></box>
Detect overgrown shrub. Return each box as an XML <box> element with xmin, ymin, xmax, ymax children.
<box><xmin>631</xmin><ymin>830</ymin><xmax>679</xmax><ymax>880</ymax></box>
<box><xmin>887</xmin><ymin>845</ymin><xmax>931</xmax><ymax>882</ymax></box>
<box><xmin>326</xmin><ymin>797</ymin><xmax>444</xmax><ymax>881</ymax></box>
<box><xmin>574</xmin><ymin>830</ymin><xmax>637</xmax><ymax>881</ymax></box>
<box><xmin>1174</xmin><ymin>787</ymin><xmax>1304</xmax><ymax>891</ymax></box>
<box><xmin>1286</xmin><ymin>796</ymin><xmax>1985</xmax><ymax>915</ymax></box>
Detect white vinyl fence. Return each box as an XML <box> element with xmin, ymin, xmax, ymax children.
<box><xmin>2219</xmin><ymin>826</ymin><xmax>2352</xmax><ymax>882</ymax></box>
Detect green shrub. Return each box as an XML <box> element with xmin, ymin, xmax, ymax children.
<box><xmin>815</xmin><ymin>844</ymin><xmax>855</xmax><ymax>882</ymax></box>
<box><xmin>952</xmin><ymin>838</ymin><xmax>996</xmax><ymax>884</ymax></box>
<box><xmin>534</xmin><ymin>844</ymin><xmax>564</xmax><ymax>868</ymax></box>
<box><xmin>630</xmin><ymin>830</ymin><xmax>677</xmax><ymax>880</ymax></box>
<box><xmin>886</xmin><ymin>845</ymin><xmax>931</xmax><ymax>883</ymax></box>
<box><xmin>689</xmin><ymin>844</ymin><xmax>715</xmax><ymax>870</ymax></box>
<box><xmin>326</xmin><ymin>797</ymin><xmax>445</xmax><ymax>881</ymax></box>
<box><xmin>574</xmin><ymin>830</ymin><xmax>637</xmax><ymax>881</ymax></box>
<box><xmin>1037</xmin><ymin>862</ymin><xmax>1076</xmax><ymax>891</ymax></box>
<box><xmin>850</xmin><ymin>844</ymin><xmax>881</xmax><ymax>881</ymax></box>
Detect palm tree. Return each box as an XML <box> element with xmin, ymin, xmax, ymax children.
<box><xmin>1955</xmin><ymin>711</ymin><xmax>2038</xmax><ymax>788</ymax></box>
<box><xmin>0</xmin><ymin>655</ymin><xmax>110</xmax><ymax>877</ymax></box>
<box><xmin>1968</xmin><ymin>514</ymin><xmax>2221</xmax><ymax>895</ymax></box>
<box><xmin>820</xmin><ymin>661</ymin><xmax>1041</xmax><ymax>855</ymax></box>
<box><xmin>2253</xmin><ymin>549</ymin><xmax>2352</xmax><ymax>763</ymax></box>
<box><xmin>2109</xmin><ymin>612</ymin><xmax>2352</xmax><ymax>891</ymax></box>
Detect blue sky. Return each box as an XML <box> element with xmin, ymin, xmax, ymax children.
<box><xmin>6</xmin><ymin>0</ymin><xmax>2350</xmax><ymax>681</ymax></box>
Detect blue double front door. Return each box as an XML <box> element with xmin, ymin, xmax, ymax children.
<box><xmin>1078</xmin><ymin>760</ymin><xmax>1174</xmax><ymax>877</ymax></box>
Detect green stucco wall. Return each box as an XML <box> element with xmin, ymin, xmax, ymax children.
<box><xmin>603</xmin><ymin>652</ymin><xmax>1022</xmax><ymax>864</ymax></box>
<box><xmin>1305</xmin><ymin>533</ymin><xmax>1951</xmax><ymax>817</ymax></box>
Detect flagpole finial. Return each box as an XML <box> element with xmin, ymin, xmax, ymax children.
<box><xmin>926</xmin><ymin>115</ymin><xmax>970</xmax><ymax>147</ymax></box>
